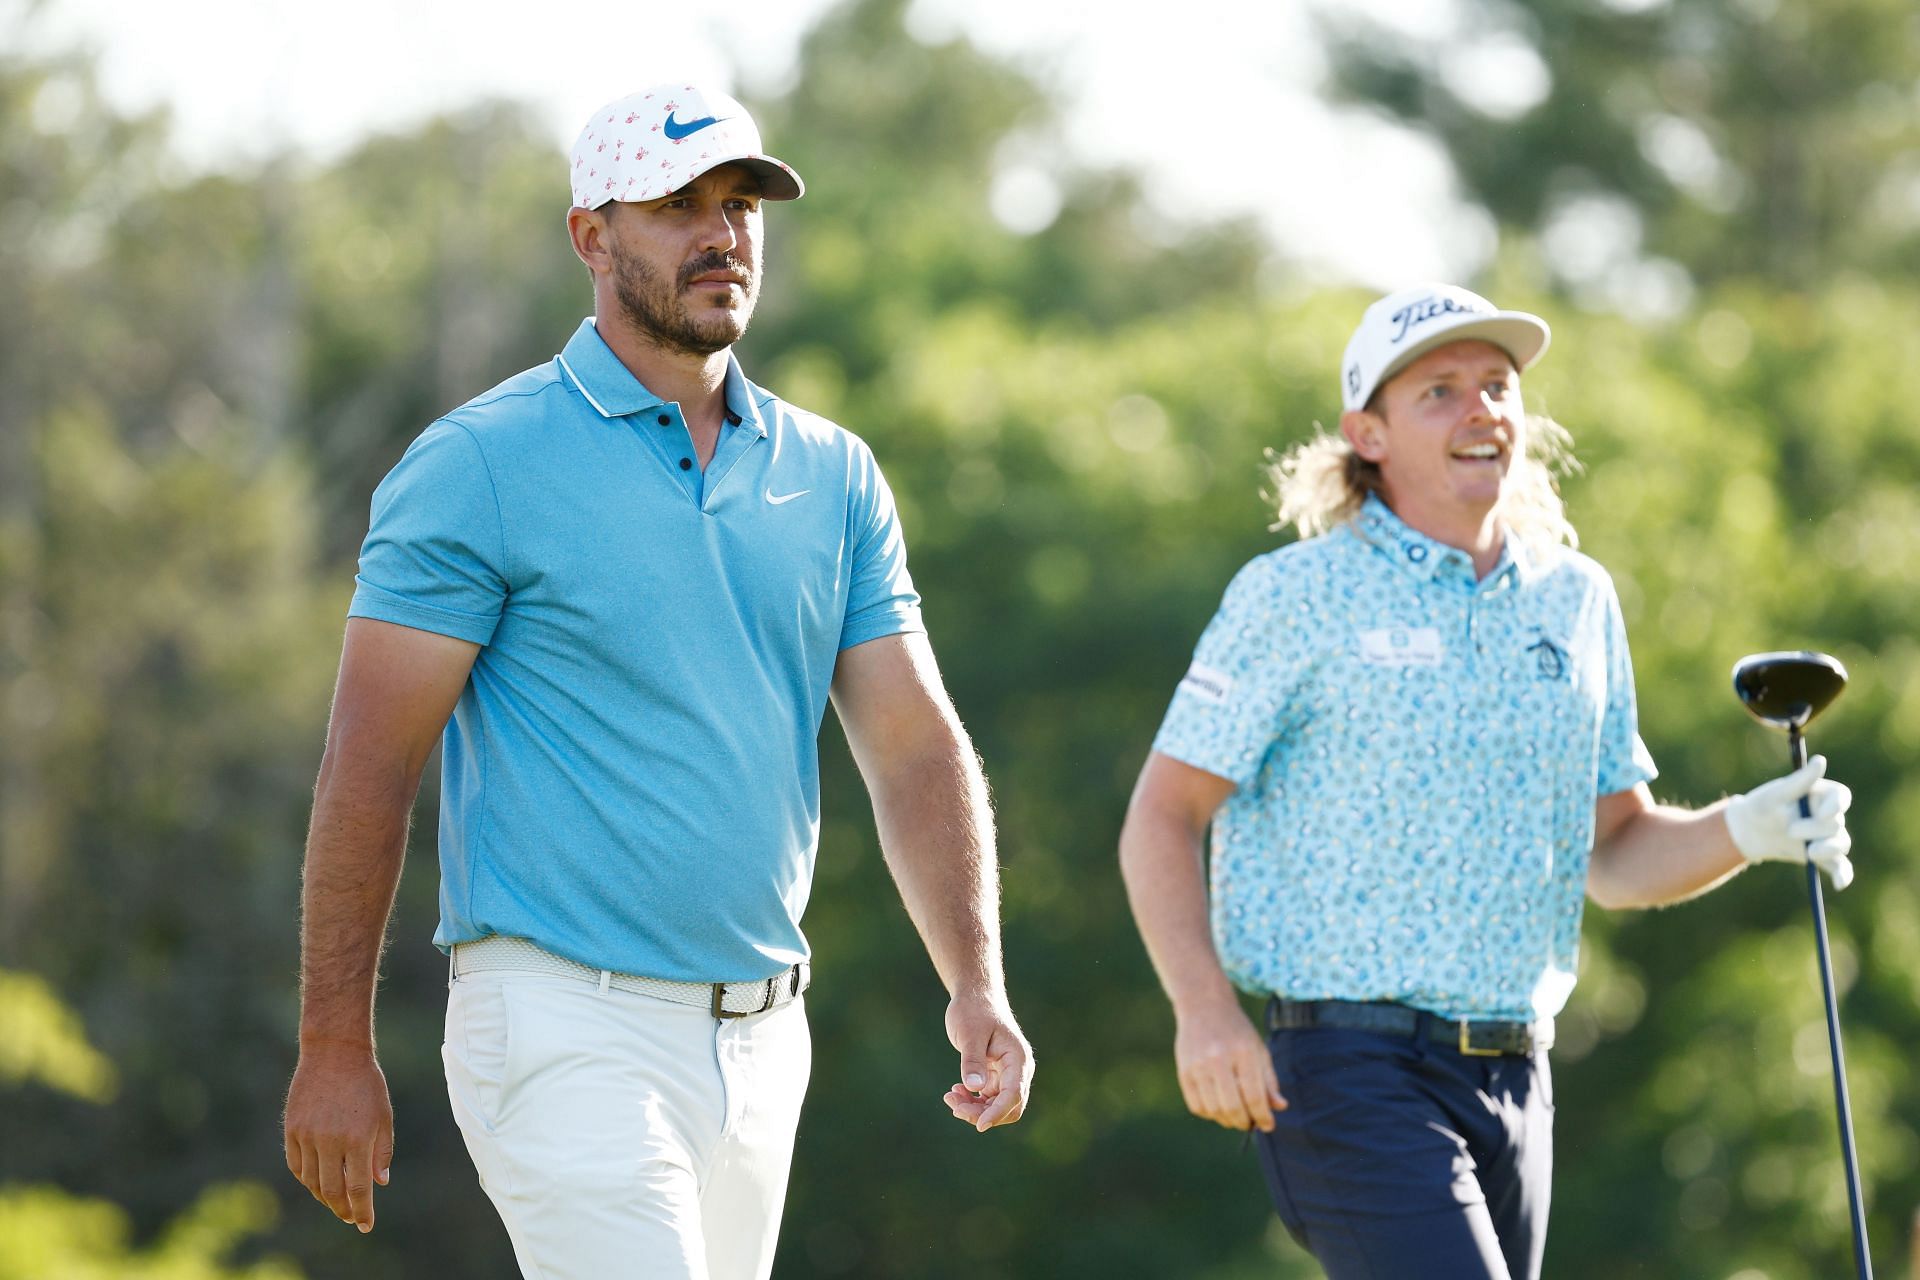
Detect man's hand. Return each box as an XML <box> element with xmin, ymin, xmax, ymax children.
<box><xmin>284</xmin><ymin>1042</ymin><xmax>395</xmax><ymax>1233</ymax></box>
<box><xmin>1726</xmin><ymin>755</ymin><xmax>1855</xmax><ymax>890</ymax></box>
<box><xmin>942</xmin><ymin>990</ymin><xmax>1033</xmax><ymax>1132</ymax></box>
<box><xmin>1175</xmin><ymin>997</ymin><xmax>1287</xmax><ymax>1132</ymax></box>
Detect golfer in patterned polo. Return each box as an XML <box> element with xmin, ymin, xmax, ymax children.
<box><xmin>1118</xmin><ymin>284</ymin><xmax>1855</xmax><ymax>1280</ymax></box>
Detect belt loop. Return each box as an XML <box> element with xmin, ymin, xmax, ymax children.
<box><xmin>597</xmin><ymin>969</ymin><xmax>611</xmax><ymax>995</ymax></box>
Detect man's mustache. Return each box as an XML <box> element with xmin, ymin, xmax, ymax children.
<box><xmin>678</xmin><ymin>252</ymin><xmax>755</xmax><ymax>289</ymax></box>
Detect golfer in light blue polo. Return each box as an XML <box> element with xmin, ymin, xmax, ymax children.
<box><xmin>1119</xmin><ymin>284</ymin><xmax>1853</xmax><ymax>1280</ymax></box>
<box><xmin>282</xmin><ymin>83</ymin><xmax>1033</xmax><ymax>1279</ymax></box>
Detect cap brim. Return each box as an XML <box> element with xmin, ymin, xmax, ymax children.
<box><xmin>1376</xmin><ymin>312</ymin><xmax>1551</xmax><ymax>392</ymax></box>
<box><xmin>706</xmin><ymin>154</ymin><xmax>805</xmax><ymax>201</ymax></box>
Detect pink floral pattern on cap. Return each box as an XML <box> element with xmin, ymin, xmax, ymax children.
<box><xmin>568</xmin><ymin>83</ymin><xmax>803</xmax><ymax>210</ymax></box>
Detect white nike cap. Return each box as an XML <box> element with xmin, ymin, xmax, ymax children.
<box><xmin>1340</xmin><ymin>283</ymin><xmax>1551</xmax><ymax>411</ymax></box>
<box><xmin>569</xmin><ymin>84</ymin><xmax>804</xmax><ymax>210</ymax></box>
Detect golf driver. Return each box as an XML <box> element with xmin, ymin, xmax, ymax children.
<box><xmin>1732</xmin><ymin>650</ymin><xmax>1869</xmax><ymax>1278</ymax></box>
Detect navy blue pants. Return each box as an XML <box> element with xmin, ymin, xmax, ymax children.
<box><xmin>1254</xmin><ymin>1022</ymin><xmax>1553</xmax><ymax>1280</ymax></box>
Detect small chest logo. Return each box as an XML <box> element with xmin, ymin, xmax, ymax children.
<box><xmin>1359</xmin><ymin>627</ymin><xmax>1444</xmax><ymax>667</ymax></box>
<box><xmin>1526</xmin><ymin>637</ymin><xmax>1568</xmax><ymax>680</ymax></box>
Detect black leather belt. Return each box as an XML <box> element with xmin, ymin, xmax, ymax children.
<box><xmin>1268</xmin><ymin>998</ymin><xmax>1552</xmax><ymax>1057</ymax></box>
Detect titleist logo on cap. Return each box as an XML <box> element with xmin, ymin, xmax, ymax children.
<box><xmin>1388</xmin><ymin>294</ymin><xmax>1495</xmax><ymax>344</ymax></box>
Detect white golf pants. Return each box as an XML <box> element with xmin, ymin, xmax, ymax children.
<box><xmin>443</xmin><ymin>966</ymin><xmax>811</xmax><ymax>1279</ymax></box>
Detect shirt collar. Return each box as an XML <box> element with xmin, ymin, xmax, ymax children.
<box><xmin>555</xmin><ymin>317</ymin><xmax>767</xmax><ymax>438</ymax></box>
<box><xmin>721</xmin><ymin>357</ymin><xmax>768</xmax><ymax>439</ymax></box>
<box><xmin>1351</xmin><ymin>493</ymin><xmax>1521</xmax><ymax>589</ymax></box>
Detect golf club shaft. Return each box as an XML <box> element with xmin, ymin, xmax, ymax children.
<box><xmin>1792</xmin><ymin>726</ymin><xmax>1873</xmax><ymax>1278</ymax></box>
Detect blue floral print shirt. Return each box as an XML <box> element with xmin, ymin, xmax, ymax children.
<box><xmin>1153</xmin><ymin>496</ymin><xmax>1658</xmax><ymax>1021</ymax></box>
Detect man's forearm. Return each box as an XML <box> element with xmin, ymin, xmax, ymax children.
<box><xmin>297</xmin><ymin>755</ymin><xmax>419</xmax><ymax>1048</ymax></box>
<box><xmin>868</xmin><ymin>736</ymin><xmax>1004</xmax><ymax>998</ymax></box>
<box><xmin>1118</xmin><ymin>808</ymin><xmax>1240</xmax><ymax>1019</ymax></box>
<box><xmin>1587</xmin><ymin>799</ymin><xmax>1746</xmax><ymax>910</ymax></box>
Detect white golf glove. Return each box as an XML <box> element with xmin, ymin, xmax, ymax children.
<box><xmin>1725</xmin><ymin>755</ymin><xmax>1854</xmax><ymax>890</ymax></box>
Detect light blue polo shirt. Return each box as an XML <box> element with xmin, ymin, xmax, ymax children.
<box><xmin>1153</xmin><ymin>496</ymin><xmax>1658</xmax><ymax>1021</ymax></box>
<box><xmin>349</xmin><ymin>318</ymin><xmax>924</xmax><ymax>982</ymax></box>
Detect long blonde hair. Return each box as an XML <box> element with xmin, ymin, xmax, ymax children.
<box><xmin>1264</xmin><ymin>413</ymin><xmax>1581</xmax><ymax>553</ymax></box>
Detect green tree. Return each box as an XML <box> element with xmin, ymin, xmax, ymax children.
<box><xmin>0</xmin><ymin>970</ymin><xmax>301</xmax><ymax>1278</ymax></box>
<box><xmin>1314</xmin><ymin>0</ymin><xmax>1920</xmax><ymax>288</ymax></box>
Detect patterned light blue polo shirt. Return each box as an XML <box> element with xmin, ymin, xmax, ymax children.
<box><xmin>349</xmin><ymin>318</ymin><xmax>923</xmax><ymax>983</ymax></box>
<box><xmin>1153</xmin><ymin>496</ymin><xmax>1657</xmax><ymax>1021</ymax></box>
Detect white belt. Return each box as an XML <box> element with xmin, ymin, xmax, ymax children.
<box><xmin>450</xmin><ymin>935</ymin><xmax>809</xmax><ymax>1019</ymax></box>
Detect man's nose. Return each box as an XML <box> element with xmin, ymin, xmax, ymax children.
<box><xmin>694</xmin><ymin>204</ymin><xmax>738</xmax><ymax>254</ymax></box>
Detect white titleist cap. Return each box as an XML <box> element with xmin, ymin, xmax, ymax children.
<box><xmin>1341</xmin><ymin>283</ymin><xmax>1550</xmax><ymax>411</ymax></box>
<box><xmin>569</xmin><ymin>83</ymin><xmax>804</xmax><ymax>210</ymax></box>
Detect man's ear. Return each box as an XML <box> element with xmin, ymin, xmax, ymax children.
<box><xmin>566</xmin><ymin>205</ymin><xmax>616</xmax><ymax>276</ymax></box>
<box><xmin>1340</xmin><ymin>407</ymin><xmax>1388</xmax><ymax>464</ymax></box>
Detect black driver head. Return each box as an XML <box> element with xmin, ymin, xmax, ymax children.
<box><xmin>1732</xmin><ymin>651</ymin><xmax>1849</xmax><ymax>731</ymax></box>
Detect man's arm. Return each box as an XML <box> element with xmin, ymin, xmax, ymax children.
<box><xmin>829</xmin><ymin>632</ymin><xmax>1031</xmax><ymax>1132</ymax></box>
<box><xmin>1588</xmin><ymin>758</ymin><xmax>1853</xmax><ymax>909</ymax></box>
<box><xmin>283</xmin><ymin>618</ymin><xmax>479</xmax><ymax>1232</ymax></box>
<box><xmin>1586</xmin><ymin>784</ymin><xmax>1746</xmax><ymax>909</ymax></box>
<box><xmin>1118</xmin><ymin>751</ymin><xmax>1286</xmax><ymax>1132</ymax></box>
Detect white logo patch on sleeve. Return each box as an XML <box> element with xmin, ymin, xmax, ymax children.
<box><xmin>1359</xmin><ymin>626</ymin><xmax>1444</xmax><ymax>667</ymax></box>
<box><xmin>1179</xmin><ymin>661</ymin><xmax>1234</xmax><ymax>706</ymax></box>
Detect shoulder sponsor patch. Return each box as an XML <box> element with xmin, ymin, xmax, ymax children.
<box><xmin>1358</xmin><ymin>626</ymin><xmax>1444</xmax><ymax>667</ymax></box>
<box><xmin>1178</xmin><ymin>661</ymin><xmax>1234</xmax><ymax>706</ymax></box>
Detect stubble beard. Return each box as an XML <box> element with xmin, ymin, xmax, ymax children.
<box><xmin>611</xmin><ymin>245</ymin><xmax>759</xmax><ymax>358</ymax></box>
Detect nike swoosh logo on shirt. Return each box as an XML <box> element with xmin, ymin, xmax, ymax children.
<box><xmin>766</xmin><ymin>488</ymin><xmax>810</xmax><ymax>505</ymax></box>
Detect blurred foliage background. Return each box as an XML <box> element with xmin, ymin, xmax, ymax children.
<box><xmin>5</xmin><ymin>0</ymin><xmax>1920</xmax><ymax>1276</ymax></box>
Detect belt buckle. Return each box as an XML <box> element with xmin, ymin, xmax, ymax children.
<box><xmin>1458</xmin><ymin>1020</ymin><xmax>1506</xmax><ymax>1057</ymax></box>
<box><xmin>711</xmin><ymin>975</ymin><xmax>782</xmax><ymax>1020</ymax></box>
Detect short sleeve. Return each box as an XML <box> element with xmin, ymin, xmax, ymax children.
<box><xmin>1152</xmin><ymin>557</ymin><xmax>1303</xmax><ymax>787</ymax></box>
<box><xmin>1594</xmin><ymin>578</ymin><xmax>1659</xmax><ymax>794</ymax></box>
<box><xmin>348</xmin><ymin>420</ymin><xmax>508</xmax><ymax>645</ymax></box>
<box><xmin>839</xmin><ymin>443</ymin><xmax>924</xmax><ymax>650</ymax></box>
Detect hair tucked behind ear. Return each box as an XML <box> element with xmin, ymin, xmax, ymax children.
<box><xmin>1262</xmin><ymin>414</ymin><xmax>1581</xmax><ymax>554</ymax></box>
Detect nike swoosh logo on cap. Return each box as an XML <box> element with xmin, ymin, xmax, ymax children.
<box><xmin>765</xmin><ymin>488</ymin><xmax>810</xmax><ymax>505</ymax></box>
<box><xmin>663</xmin><ymin>112</ymin><xmax>726</xmax><ymax>140</ymax></box>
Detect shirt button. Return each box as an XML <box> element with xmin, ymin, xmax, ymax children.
<box><xmin>1406</xmin><ymin>544</ymin><xmax>1428</xmax><ymax>562</ymax></box>
<box><xmin>679</xmin><ymin>457</ymin><xmax>693</xmax><ymax>471</ymax></box>
<box><xmin>657</xmin><ymin>413</ymin><xmax>671</xmax><ymax>426</ymax></box>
